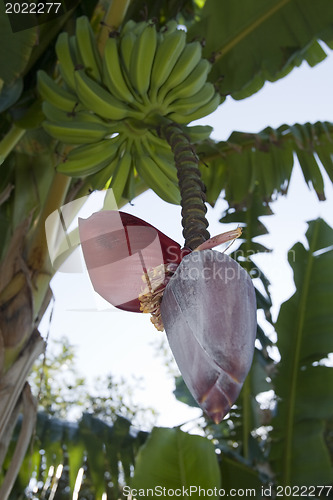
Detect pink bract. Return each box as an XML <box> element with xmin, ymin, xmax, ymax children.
<box><xmin>78</xmin><ymin>211</ymin><xmax>185</xmax><ymax>311</ymax></box>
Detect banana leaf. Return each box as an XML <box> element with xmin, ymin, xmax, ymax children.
<box><xmin>270</xmin><ymin>218</ymin><xmax>333</xmax><ymax>486</ymax></box>
<box><xmin>188</xmin><ymin>0</ymin><xmax>333</xmax><ymax>99</ymax></box>
<box><xmin>199</xmin><ymin>121</ymin><xmax>333</xmax><ymax>206</ymax></box>
<box><xmin>131</xmin><ymin>427</ymin><xmax>220</xmax><ymax>493</ymax></box>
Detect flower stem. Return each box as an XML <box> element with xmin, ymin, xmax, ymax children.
<box><xmin>161</xmin><ymin>122</ymin><xmax>210</xmax><ymax>250</ymax></box>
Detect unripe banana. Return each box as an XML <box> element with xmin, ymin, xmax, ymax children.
<box><xmin>120</xmin><ymin>31</ymin><xmax>137</xmax><ymax>78</ymax></box>
<box><xmin>107</xmin><ymin>150</ymin><xmax>132</xmax><ymax>204</ymax></box>
<box><xmin>75</xmin><ymin>16</ymin><xmax>102</xmax><ymax>82</ymax></box>
<box><xmin>40</xmin><ymin>17</ymin><xmax>219</xmax><ymax>157</ymax></box>
<box><xmin>169</xmin><ymin>92</ymin><xmax>220</xmax><ymax>124</ymax></box>
<box><xmin>161</xmin><ymin>19</ymin><xmax>179</xmax><ymax>35</ymax></box>
<box><xmin>157</xmin><ymin>41</ymin><xmax>202</xmax><ymax>102</ymax></box>
<box><xmin>103</xmin><ymin>37</ymin><xmax>134</xmax><ymax>103</ymax></box>
<box><xmin>42</xmin><ymin>101</ymin><xmax>74</xmax><ymax>122</ymax></box>
<box><xmin>56</xmin><ymin>32</ymin><xmax>76</xmax><ymax>90</ymax></box>
<box><xmin>164</xmin><ymin>59</ymin><xmax>211</xmax><ymax>105</ymax></box>
<box><xmin>130</xmin><ymin>22</ymin><xmax>157</xmax><ymax>96</ymax></box>
<box><xmin>43</xmin><ymin>120</ymin><xmax>109</xmax><ymax>144</ymax></box>
<box><xmin>57</xmin><ymin>136</ymin><xmax>121</xmax><ymax>176</ymax></box>
<box><xmin>122</xmin><ymin>20</ymin><xmax>146</xmax><ymax>37</ymax></box>
<box><xmin>69</xmin><ymin>34</ymin><xmax>82</xmax><ymax>66</ymax></box>
<box><xmin>149</xmin><ymin>29</ymin><xmax>186</xmax><ymax>102</ymax></box>
<box><xmin>88</xmin><ymin>155</ymin><xmax>119</xmax><ymax>191</ymax></box>
<box><xmin>186</xmin><ymin>125</ymin><xmax>213</xmax><ymax>142</ymax></box>
<box><xmin>122</xmin><ymin>164</ymin><xmax>136</xmax><ymax>201</ymax></box>
<box><xmin>142</xmin><ymin>137</ymin><xmax>178</xmax><ymax>184</ymax></box>
<box><xmin>121</xmin><ymin>19</ymin><xmax>137</xmax><ymax>36</ymax></box>
<box><xmin>134</xmin><ymin>142</ymin><xmax>180</xmax><ymax>205</ymax></box>
<box><xmin>42</xmin><ymin>101</ymin><xmax>116</xmax><ymax>128</ymax></box>
<box><xmin>37</xmin><ymin>70</ymin><xmax>79</xmax><ymax>112</ymax></box>
<box><xmin>74</xmin><ymin>69</ymin><xmax>142</xmax><ymax>120</ymax></box>
<box><xmin>64</xmin><ymin>134</ymin><xmax>122</xmax><ymax>161</ymax></box>
<box><xmin>168</xmin><ymin>83</ymin><xmax>216</xmax><ymax>115</ymax></box>
<box><xmin>146</xmin><ymin>130</ymin><xmax>174</xmax><ymax>158</ymax></box>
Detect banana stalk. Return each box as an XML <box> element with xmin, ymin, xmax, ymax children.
<box><xmin>160</xmin><ymin>121</ymin><xmax>210</xmax><ymax>250</ymax></box>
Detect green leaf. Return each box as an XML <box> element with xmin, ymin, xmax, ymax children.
<box><xmin>131</xmin><ymin>428</ymin><xmax>220</xmax><ymax>496</ymax></box>
<box><xmin>199</xmin><ymin>121</ymin><xmax>333</xmax><ymax>206</ymax></box>
<box><xmin>220</xmin><ymin>455</ymin><xmax>262</xmax><ymax>491</ymax></box>
<box><xmin>79</xmin><ymin>413</ymin><xmax>109</xmax><ymax>498</ymax></box>
<box><xmin>270</xmin><ymin>218</ymin><xmax>333</xmax><ymax>486</ymax></box>
<box><xmin>0</xmin><ymin>3</ymin><xmax>37</xmax><ymax>85</ymax></box>
<box><xmin>188</xmin><ymin>0</ymin><xmax>333</xmax><ymax>99</ymax></box>
<box><xmin>173</xmin><ymin>376</ymin><xmax>201</xmax><ymax>409</ymax></box>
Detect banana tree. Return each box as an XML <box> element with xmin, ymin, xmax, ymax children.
<box><xmin>0</xmin><ymin>0</ymin><xmax>333</xmax><ymax>497</ymax></box>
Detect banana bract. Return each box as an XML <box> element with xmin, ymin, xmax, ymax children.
<box><xmin>160</xmin><ymin>250</ymin><xmax>257</xmax><ymax>424</ymax></box>
<box><xmin>79</xmin><ymin>211</ymin><xmax>256</xmax><ymax>423</ymax></box>
<box><xmin>78</xmin><ymin>210</ymin><xmax>185</xmax><ymax>312</ymax></box>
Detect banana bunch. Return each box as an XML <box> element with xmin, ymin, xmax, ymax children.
<box><xmin>38</xmin><ymin>16</ymin><xmax>220</xmax><ymax>203</ymax></box>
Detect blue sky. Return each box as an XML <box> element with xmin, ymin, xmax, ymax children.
<box><xmin>39</xmin><ymin>49</ymin><xmax>333</xmax><ymax>429</ymax></box>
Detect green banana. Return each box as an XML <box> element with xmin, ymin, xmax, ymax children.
<box><xmin>42</xmin><ymin>101</ymin><xmax>75</xmax><ymax>122</ymax></box>
<box><xmin>107</xmin><ymin>150</ymin><xmax>132</xmax><ymax>205</ymax></box>
<box><xmin>157</xmin><ymin>41</ymin><xmax>202</xmax><ymax>102</ymax></box>
<box><xmin>63</xmin><ymin>134</ymin><xmax>122</xmax><ymax>161</ymax></box>
<box><xmin>56</xmin><ymin>32</ymin><xmax>76</xmax><ymax>91</ymax></box>
<box><xmin>146</xmin><ymin>130</ymin><xmax>173</xmax><ymax>158</ymax></box>
<box><xmin>186</xmin><ymin>125</ymin><xmax>213</xmax><ymax>142</ymax></box>
<box><xmin>163</xmin><ymin>59</ymin><xmax>211</xmax><ymax>105</ymax></box>
<box><xmin>120</xmin><ymin>31</ymin><xmax>137</xmax><ymax>78</ymax></box>
<box><xmin>149</xmin><ymin>29</ymin><xmax>186</xmax><ymax>102</ymax></box>
<box><xmin>37</xmin><ymin>70</ymin><xmax>79</xmax><ymax>112</ymax></box>
<box><xmin>121</xmin><ymin>19</ymin><xmax>147</xmax><ymax>37</ymax></box>
<box><xmin>74</xmin><ymin>69</ymin><xmax>141</xmax><ymax>120</ymax></box>
<box><xmin>75</xmin><ymin>16</ymin><xmax>102</xmax><ymax>82</ymax></box>
<box><xmin>103</xmin><ymin>37</ymin><xmax>134</xmax><ymax>103</ymax></box>
<box><xmin>168</xmin><ymin>83</ymin><xmax>216</xmax><ymax>115</ymax></box>
<box><xmin>142</xmin><ymin>137</ymin><xmax>178</xmax><ymax>184</ymax></box>
<box><xmin>133</xmin><ymin>21</ymin><xmax>148</xmax><ymax>36</ymax></box>
<box><xmin>120</xmin><ymin>19</ymin><xmax>137</xmax><ymax>36</ymax></box>
<box><xmin>122</xmin><ymin>164</ymin><xmax>136</xmax><ymax>201</ymax></box>
<box><xmin>88</xmin><ymin>155</ymin><xmax>119</xmax><ymax>191</ymax></box>
<box><xmin>129</xmin><ymin>22</ymin><xmax>157</xmax><ymax>96</ymax></box>
<box><xmin>134</xmin><ymin>142</ymin><xmax>180</xmax><ymax>204</ymax></box>
<box><xmin>169</xmin><ymin>92</ymin><xmax>220</xmax><ymax>124</ymax></box>
<box><xmin>42</xmin><ymin>101</ymin><xmax>116</xmax><ymax>128</ymax></box>
<box><xmin>57</xmin><ymin>136</ymin><xmax>121</xmax><ymax>176</ymax></box>
<box><xmin>69</xmin><ymin>34</ymin><xmax>82</xmax><ymax>66</ymax></box>
<box><xmin>43</xmin><ymin>120</ymin><xmax>109</xmax><ymax>144</ymax></box>
<box><xmin>161</xmin><ymin>19</ymin><xmax>179</xmax><ymax>35</ymax></box>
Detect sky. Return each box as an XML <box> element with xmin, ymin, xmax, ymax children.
<box><xmin>39</xmin><ymin>48</ymin><xmax>333</xmax><ymax>431</ymax></box>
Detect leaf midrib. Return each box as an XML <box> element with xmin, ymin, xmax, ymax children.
<box><xmin>215</xmin><ymin>0</ymin><xmax>292</xmax><ymax>61</ymax></box>
<box><xmin>283</xmin><ymin>221</ymin><xmax>319</xmax><ymax>485</ymax></box>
